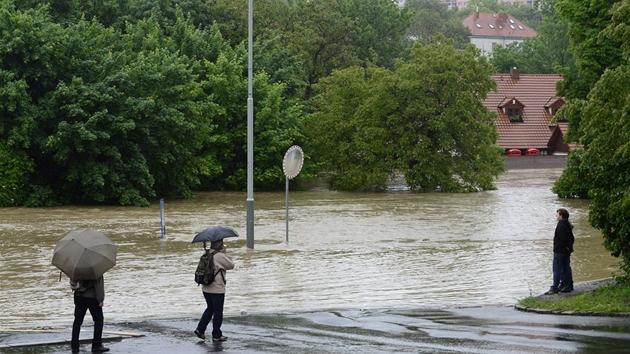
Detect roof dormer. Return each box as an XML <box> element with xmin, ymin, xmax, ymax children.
<box><xmin>499</xmin><ymin>97</ymin><xmax>525</xmax><ymax>122</ymax></box>
<box><xmin>544</xmin><ymin>97</ymin><xmax>565</xmax><ymax>117</ymax></box>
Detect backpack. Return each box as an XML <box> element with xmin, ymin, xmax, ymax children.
<box><xmin>194</xmin><ymin>250</ymin><xmax>222</xmax><ymax>285</ymax></box>
<box><xmin>69</xmin><ymin>279</ymin><xmax>94</xmax><ymax>293</ymax></box>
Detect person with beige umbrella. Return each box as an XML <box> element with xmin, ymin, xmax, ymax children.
<box><xmin>52</xmin><ymin>229</ymin><xmax>117</xmax><ymax>353</ymax></box>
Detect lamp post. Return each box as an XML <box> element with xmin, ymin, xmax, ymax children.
<box><xmin>246</xmin><ymin>0</ymin><xmax>254</xmax><ymax>249</ymax></box>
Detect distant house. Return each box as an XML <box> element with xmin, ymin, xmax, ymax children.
<box><xmin>457</xmin><ymin>0</ymin><xmax>534</xmax><ymax>6</ymax></box>
<box><xmin>401</xmin><ymin>1</ymin><xmax>535</xmax><ymax>9</ymax></box>
<box><xmin>483</xmin><ymin>68</ymin><xmax>570</xmax><ymax>155</ymax></box>
<box><xmin>462</xmin><ymin>12</ymin><xmax>537</xmax><ymax>57</ymax></box>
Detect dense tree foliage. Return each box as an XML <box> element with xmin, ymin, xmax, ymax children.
<box><xmin>254</xmin><ymin>0</ymin><xmax>412</xmax><ymax>99</ymax></box>
<box><xmin>0</xmin><ymin>2</ymin><xmax>305</xmax><ymax>206</ymax></box>
<box><xmin>4</xmin><ymin>0</ymin><xmax>571</xmax><ymax>208</ymax></box>
<box><xmin>552</xmin><ymin>0</ymin><xmax>630</xmax><ymax>279</ymax></box>
<box><xmin>405</xmin><ymin>0</ymin><xmax>470</xmax><ymax>49</ymax></box>
<box><xmin>182</xmin><ymin>0</ymin><xmax>411</xmax><ymax>100</ymax></box>
<box><xmin>310</xmin><ymin>38</ymin><xmax>504</xmax><ymax>191</ymax></box>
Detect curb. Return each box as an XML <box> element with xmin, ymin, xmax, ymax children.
<box><xmin>513</xmin><ymin>304</ymin><xmax>630</xmax><ymax>317</ymax></box>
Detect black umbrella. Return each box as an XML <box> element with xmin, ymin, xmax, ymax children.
<box><xmin>192</xmin><ymin>226</ymin><xmax>239</xmax><ymax>248</ymax></box>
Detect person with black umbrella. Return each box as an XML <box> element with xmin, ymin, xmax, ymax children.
<box><xmin>194</xmin><ymin>239</ymin><xmax>235</xmax><ymax>342</ymax></box>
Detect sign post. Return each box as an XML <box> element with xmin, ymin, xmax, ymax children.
<box><xmin>282</xmin><ymin>146</ymin><xmax>304</xmax><ymax>243</ymax></box>
<box><xmin>159</xmin><ymin>198</ymin><xmax>166</xmax><ymax>239</ymax></box>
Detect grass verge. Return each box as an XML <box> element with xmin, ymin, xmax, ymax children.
<box><xmin>518</xmin><ymin>283</ymin><xmax>630</xmax><ymax>314</ymax></box>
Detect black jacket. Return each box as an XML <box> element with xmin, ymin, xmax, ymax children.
<box><xmin>75</xmin><ymin>276</ymin><xmax>105</xmax><ymax>303</ymax></box>
<box><xmin>554</xmin><ymin>218</ymin><xmax>574</xmax><ymax>254</ymax></box>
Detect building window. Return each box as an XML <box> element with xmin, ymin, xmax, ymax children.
<box><xmin>508</xmin><ymin>108</ymin><xmax>523</xmax><ymax>122</ymax></box>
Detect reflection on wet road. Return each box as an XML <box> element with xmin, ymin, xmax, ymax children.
<box><xmin>3</xmin><ymin>307</ymin><xmax>630</xmax><ymax>353</ymax></box>
<box><xmin>0</xmin><ymin>169</ymin><xmax>621</xmax><ymax>328</ymax></box>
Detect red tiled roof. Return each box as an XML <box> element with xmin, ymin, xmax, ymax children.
<box><xmin>484</xmin><ymin>72</ymin><xmax>564</xmax><ymax>149</ymax></box>
<box><xmin>463</xmin><ymin>12</ymin><xmax>537</xmax><ymax>38</ymax></box>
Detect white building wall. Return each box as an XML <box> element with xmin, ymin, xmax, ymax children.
<box><xmin>469</xmin><ymin>37</ymin><xmax>524</xmax><ymax>57</ymax></box>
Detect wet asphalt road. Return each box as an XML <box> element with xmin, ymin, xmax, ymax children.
<box><xmin>2</xmin><ymin>306</ymin><xmax>630</xmax><ymax>354</ymax></box>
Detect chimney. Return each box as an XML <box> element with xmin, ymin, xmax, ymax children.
<box><xmin>498</xmin><ymin>13</ymin><xmax>507</xmax><ymax>25</ymax></box>
<box><xmin>510</xmin><ymin>67</ymin><xmax>520</xmax><ymax>80</ymax></box>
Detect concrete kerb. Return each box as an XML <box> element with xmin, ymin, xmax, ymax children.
<box><xmin>514</xmin><ymin>278</ymin><xmax>630</xmax><ymax>317</ymax></box>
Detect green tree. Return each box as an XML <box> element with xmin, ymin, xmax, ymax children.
<box><xmin>1</xmin><ymin>3</ymin><xmax>308</xmax><ymax>206</ymax></box>
<box><xmin>0</xmin><ymin>141</ymin><xmax>34</xmax><ymax>206</ymax></box>
<box><xmin>553</xmin><ymin>0</ymin><xmax>630</xmax><ymax>278</ymax></box>
<box><xmin>37</xmin><ymin>17</ymin><xmax>218</xmax><ymax>206</ymax></box>
<box><xmin>238</xmin><ymin>0</ymin><xmax>410</xmax><ymax>100</ymax></box>
<box><xmin>0</xmin><ymin>1</ymin><xmax>70</xmax><ymax>205</ymax></box>
<box><xmin>196</xmin><ymin>48</ymin><xmax>307</xmax><ymax>191</ymax></box>
<box><xmin>310</xmin><ymin>37</ymin><xmax>504</xmax><ymax>191</ymax></box>
<box><xmin>16</xmin><ymin>0</ymin><xmax>80</xmax><ymax>25</ymax></box>
<box><xmin>339</xmin><ymin>0</ymin><xmax>411</xmax><ymax>68</ymax></box>
<box><xmin>554</xmin><ymin>0</ymin><xmax>623</xmax><ymax>145</ymax></box>
<box><xmin>556</xmin><ymin>0</ymin><xmax>622</xmax><ymax>101</ymax></box>
<box><xmin>405</xmin><ymin>0</ymin><xmax>470</xmax><ymax>49</ymax></box>
<box><xmin>489</xmin><ymin>42</ymin><xmax>524</xmax><ymax>73</ymax></box>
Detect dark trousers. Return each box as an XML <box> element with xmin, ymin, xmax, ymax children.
<box><xmin>71</xmin><ymin>295</ymin><xmax>104</xmax><ymax>350</ymax></box>
<box><xmin>552</xmin><ymin>252</ymin><xmax>573</xmax><ymax>291</ymax></box>
<box><xmin>196</xmin><ymin>292</ymin><xmax>225</xmax><ymax>339</ymax></box>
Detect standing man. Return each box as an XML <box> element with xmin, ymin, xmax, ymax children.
<box><xmin>194</xmin><ymin>239</ymin><xmax>235</xmax><ymax>342</ymax></box>
<box><xmin>71</xmin><ymin>276</ymin><xmax>109</xmax><ymax>353</ymax></box>
<box><xmin>545</xmin><ymin>208</ymin><xmax>575</xmax><ymax>295</ymax></box>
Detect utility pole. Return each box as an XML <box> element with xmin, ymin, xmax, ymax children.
<box><xmin>246</xmin><ymin>0</ymin><xmax>255</xmax><ymax>249</ymax></box>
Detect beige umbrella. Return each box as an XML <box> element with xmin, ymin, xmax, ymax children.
<box><xmin>52</xmin><ymin>229</ymin><xmax>117</xmax><ymax>280</ymax></box>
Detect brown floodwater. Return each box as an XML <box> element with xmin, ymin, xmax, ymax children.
<box><xmin>0</xmin><ymin>169</ymin><xmax>620</xmax><ymax>328</ymax></box>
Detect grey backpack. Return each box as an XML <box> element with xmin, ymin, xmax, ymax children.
<box><xmin>194</xmin><ymin>250</ymin><xmax>220</xmax><ymax>285</ymax></box>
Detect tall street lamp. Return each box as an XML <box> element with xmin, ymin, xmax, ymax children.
<box><xmin>246</xmin><ymin>0</ymin><xmax>255</xmax><ymax>249</ymax></box>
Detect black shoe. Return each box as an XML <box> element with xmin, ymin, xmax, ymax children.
<box><xmin>194</xmin><ymin>329</ymin><xmax>205</xmax><ymax>340</ymax></box>
<box><xmin>544</xmin><ymin>289</ymin><xmax>559</xmax><ymax>295</ymax></box>
<box><xmin>212</xmin><ymin>335</ymin><xmax>228</xmax><ymax>342</ymax></box>
<box><xmin>560</xmin><ymin>288</ymin><xmax>573</xmax><ymax>293</ymax></box>
<box><xmin>91</xmin><ymin>346</ymin><xmax>109</xmax><ymax>353</ymax></box>
<box><xmin>72</xmin><ymin>349</ymin><xmax>79</xmax><ymax>354</ymax></box>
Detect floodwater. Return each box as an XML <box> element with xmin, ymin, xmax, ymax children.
<box><xmin>0</xmin><ymin>169</ymin><xmax>620</xmax><ymax>328</ymax></box>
